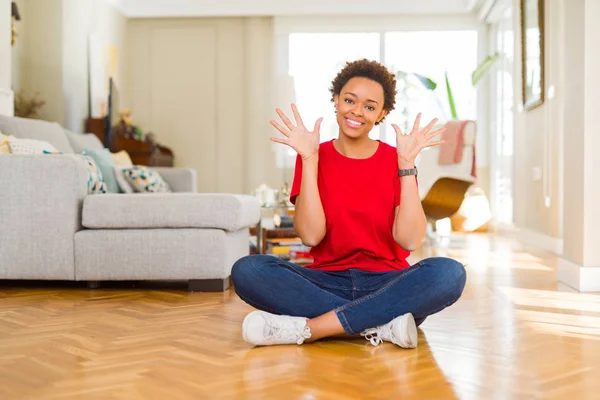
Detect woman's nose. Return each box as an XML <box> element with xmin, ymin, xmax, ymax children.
<box><xmin>351</xmin><ymin>105</ymin><xmax>363</xmax><ymax>116</ymax></box>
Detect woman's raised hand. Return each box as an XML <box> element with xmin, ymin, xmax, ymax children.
<box><xmin>270</xmin><ymin>104</ymin><xmax>322</xmax><ymax>161</ymax></box>
<box><xmin>393</xmin><ymin>113</ymin><xmax>446</xmax><ymax>169</ymax></box>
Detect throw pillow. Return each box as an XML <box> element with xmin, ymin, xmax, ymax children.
<box><xmin>122</xmin><ymin>165</ymin><xmax>172</xmax><ymax>193</ymax></box>
<box><xmin>112</xmin><ymin>150</ymin><xmax>133</xmax><ymax>166</ymax></box>
<box><xmin>64</xmin><ymin>130</ymin><xmax>104</xmax><ymax>154</ymax></box>
<box><xmin>114</xmin><ymin>165</ymin><xmax>134</xmax><ymax>193</ymax></box>
<box><xmin>83</xmin><ymin>148</ymin><xmax>119</xmax><ymax>193</ymax></box>
<box><xmin>42</xmin><ymin>150</ymin><xmax>107</xmax><ymax>194</ymax></box>
<box><xmin>80</xmin><ymin>154</ymin><xmax>108</xmax><ymax>194</ymax></box>
<box><xmin>0</xmin><ymin>132</ymin><xmax>14</xmax><ymax>154</ymax></box>
<box><xmin>8</xmin><ymin>138</ymin><xmax>58</xmax><ymax>154</ymax></box>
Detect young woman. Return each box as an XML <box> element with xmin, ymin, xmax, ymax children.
<box><xmin>232</xmin><ymin>59</ymin><xmax>466</xmax><ymax>349</ymax></box>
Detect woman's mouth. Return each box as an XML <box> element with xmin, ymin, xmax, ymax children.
<box><xmin>345</xmin><ymin>117</ymin><xmax>364</xmax><ymax>129</ymax></box>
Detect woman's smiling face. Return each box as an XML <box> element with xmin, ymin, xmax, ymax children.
<box><xmin>334</xmin><ymin>77</ymin><xmax>388</xmax><ymax>139</ymax></box>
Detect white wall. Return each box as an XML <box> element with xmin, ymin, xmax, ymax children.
<box><xmin>10</xmin><ymin>0</ymin><xmax>23</xmax><ymax>94</ymax></box>
<box><xmin>12</xmin><ymin>0</ymin><xmax>127</xmax><ymax>131</ymax></box>
<box><xmin>557</xmin><ymin>0</ymin><xmax>600</xmax><ymax>292</ymax></box>
<box><xmin>0</xmin><ymin>0</ymin><xmax>12</xmax><ymax>116</ymax></box>
<box><xmin>512</xmin><ymin>0</ymin><xmax>563</xmax><ymax>240</ymax></box>
<box><xmin>561</xmin><ymin>0</ymin><xmax>584</xmax><ymax>263</ymax></box>
<box><xmin>15</xmin><ymin>0</ymin><xmax>64</xmax><ymax>123</ymax></box>
<box><xmin>582</xmin><ymin>0</ymin><xmax>600</xmax><ymax>269</ymax></box>
<box><xmin>127</xmin><ymin>17</ymin><xmax>278</xmax><ymax>194</ymax></box>
<box><xmin>62</xmin><ymin>0</ymin><xmax>128</xmax><ymax>132</ymax></box>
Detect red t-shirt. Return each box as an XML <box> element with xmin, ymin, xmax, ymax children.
<box><xmin>290</xmin><ymin>139</ymin><xmax>411</xmax><ymax>272</ymax></box>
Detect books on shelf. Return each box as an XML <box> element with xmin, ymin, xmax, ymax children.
<box><xmin>266</xmin><ymin>239</ymin><xmax>313</xmax><ymax>264</ymax></box>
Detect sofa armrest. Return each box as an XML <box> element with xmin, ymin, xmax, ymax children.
<box><xmin>0</xmin><ymin>154</ymin><xmax>88</xmax><ymax>279</ymax></box>
<box><xmin>152</xmin><ymin>167</ymin><xmax>197</xmax><ymax>193</ymax></box>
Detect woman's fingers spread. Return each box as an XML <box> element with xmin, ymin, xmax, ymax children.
<box><xmin>291</xmin><ymin>104</ymin><xmax>306</xmax><ymax>129</ymax></box>
<box><xmin>313</xmin><ymin>117</ymin><xmax>323</xmax><ymax>134</ymax></box>
<box><xmin>270</xmin><ymin>120</ymin><xmax>290</xmax><ymax>137</ymax></box>
<box><xmin>420</xmin><ymin>118</ymin><xmax>439</xmax><ymax>135</ymax></box>
<box><xmin>423</xmin><ymin>140</ymin><xmax>446</xmax><ymax>148</ymax></box>
<box><xmin>411</xmin><ymin>113</ymin><xmax>422</xmax><ymax>134</ymax></box>
<box><xmin>425</xmin><ymin>126</ymin><xmax>446</xmax><ymax>140</ymax></box>
<box><xmin>276</xmin><ymin>108</ymin><xmax>295</xmax><ymax>130</ymax></box>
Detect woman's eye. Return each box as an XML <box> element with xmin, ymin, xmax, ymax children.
<box><xmin>366</xmin><ymin>106</ymin><xmax>374</xmax><ymax>111</ymax></box>
<box><xmin>345</xmin><ymin>99</ymin><xmax>353</xmax><ymax>104</ymax></box>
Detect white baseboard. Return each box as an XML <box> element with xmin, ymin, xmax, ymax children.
<box><xmin>0</xmin><ymin>88</ymin><xmax>14</xmax><ymax>116</ymax></box>
<box><xmin>516</xmin><ymin>228</ymin><xmax>563</xmax><ymax>255</ymax></box>
<box><xmin>488</xmin><ymin>219</ymin><xmax>517</xmax><ymax>234</ymax></box>
<box><xmin>558</xmin><ymin>258</ymin><xmax>600</xmax><ymax>292</ymax></box>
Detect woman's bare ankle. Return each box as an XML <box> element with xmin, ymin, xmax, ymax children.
<box><xmin>304</xmin><ymin>311</ymin><xmax>346</xmax><ymax>342</ymax></box>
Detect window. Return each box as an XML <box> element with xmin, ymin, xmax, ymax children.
<box><xmin>288</xmin><ymin>33</ymin><xmax>381</xmax><ymax>144</ymax></box>
<box><xmin>384</xmin><ymin>31</ymin><xmax>479</xmax><ymax>142</ymax></box>
<box><xmin>277</xmin><ymin>29</ymin><xmax>478</xmax><ymax>167</ymax></box>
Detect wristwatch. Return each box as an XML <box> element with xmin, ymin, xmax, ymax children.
<box><xmin>398</xmin><ymin>167</ymin><xmax>418</xmax><ymax>177</ymax></box>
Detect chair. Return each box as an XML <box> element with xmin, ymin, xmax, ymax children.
<box><xmin>416</xmin><ymin>120</ymin><xmax>477</xmax><ymax>241</ymax></box>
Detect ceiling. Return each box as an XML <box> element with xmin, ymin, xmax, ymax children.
<box><xmin>106</xmin><ymin>0</ymin><xmax>486</xmax><ymax>18</ymax></box>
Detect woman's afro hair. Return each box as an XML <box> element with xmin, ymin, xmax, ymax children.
<box><xmin>329</xmin><ymin>59</ymin><xmax>397</xmax><ymax>124</ymax></box>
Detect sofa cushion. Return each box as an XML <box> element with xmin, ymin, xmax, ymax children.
<box><xmin>75</xmin><ymin>228</ymin><xmax>248</xmax><ymax>280</ymax></box>
<box><xmin>82</xmin><ymin>193</ymin><xmax>261</xmax><ymax>232</ymax></box>
<box><xmin>65</xmin><ymin>130</ymin><xmax>104</xmax><ymax>154</ymax></box>
<box><xmin>0</xmin><ymin>115</ymin><xmax>74</xmax><ymax>153</ymax></box>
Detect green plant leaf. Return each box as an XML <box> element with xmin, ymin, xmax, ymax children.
<box><xmin>445</xmin><ymin>71</ymin><xmax>457</xmax><ymax>119</ymax></box>
<box><xmin>413</xmin><ymin>73</ymin><xmax>437</xmax><ymax>90</ymax></box>
<box><xmin>396</xmin><ymin>71</ymin><xmax>437</xmax><ymax>90</ymax></box>
<box><xmin>397</xmin><ymin>71</ymin><xmax>409</xmax><ymax>79</ymax></box>
<box><xmin>472</xmin><ymin>52</ymin><xmax>501</xmax><ymax>86</ymax></box>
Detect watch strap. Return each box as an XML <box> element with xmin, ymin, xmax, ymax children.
<box><xmin>398</xmin><ymin>167</ymin><xmax>418</xmax><ymax>177</ymax></box>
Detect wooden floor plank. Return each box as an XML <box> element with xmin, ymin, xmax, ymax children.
<box><xmin>1</xmin><ymin>234</ymin><xmax>599</xmax><ymax>399</ymax></box>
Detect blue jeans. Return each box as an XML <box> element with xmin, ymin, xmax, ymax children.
<box><xmin>231</xmin><ymin>255</ymin><xmax>466</xmax><ymax>335</ymax></box>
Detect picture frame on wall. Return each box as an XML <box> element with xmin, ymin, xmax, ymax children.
<box><xmin>520</xmin><ymin>0</ymin><xmax>544</xmax><ymax>111</ymax></box>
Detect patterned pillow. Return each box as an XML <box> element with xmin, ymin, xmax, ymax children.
<box><xmin>0</xmin><ymin>132</ymin><xmax>14</xmax><ymax>154</ymax></box>
<box><xmin>9</xmin><ymin>138</ymin><xmax>58</xmax><ymax>154</ymax></box>
<box><xmin>80</xmin><ymin>154</ymin><xmax>108</xmax><ymax>194</ymax></box>
<box><xmin>122</xmin><ymin>166</ymin><xmax>171</xmax><ymax>193</ymax></box>
<box><xmin>43</xmin><ymin>150</ymin><xmax>107</xmax><ymax>194</ymax></box>
<box><xmin>114</xmin><ymin>165</ymin><xmax>134</xmax><ymax>193</ymax></box>
<box><xmin>82</xmin><ymin>148</ymin><xmax>119</xmax><ymax>193</ymax></box>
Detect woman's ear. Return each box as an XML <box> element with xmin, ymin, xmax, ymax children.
<box><xmin>333</xmin><ymin>93</ymin><xmax>339</xmax><ymax>109</ymax></box>
<box><xmin>377</xmin><ymin>110</ymin><xmax>388</xmax><ymax>123</ymax></box>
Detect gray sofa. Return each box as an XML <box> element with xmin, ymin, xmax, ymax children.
<box><xmin>0</xmin><ymin>115</ymin><xmax>260</xmax><ymax>291</ymax></box>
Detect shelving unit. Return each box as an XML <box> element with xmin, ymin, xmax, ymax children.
<box><xmin>249</xmin><ymin>207</ymin><xmax>313</xmax><ymax>266</ymax></box>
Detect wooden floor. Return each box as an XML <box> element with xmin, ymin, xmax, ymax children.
<box><xmin>1</xmin><ymin>234</ymin><xmax>600</xmax><ymax>399</ymax></box>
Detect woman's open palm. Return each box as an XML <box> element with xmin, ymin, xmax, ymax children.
<box><xmin>270</xmin><ymin>104</ymin><xmax>322</xmax><ymax>161</ymax></box>
<box><xmin>393</xmin><ymin>113</ymin><xmax>446</xmax><ymax>167</ymax></box>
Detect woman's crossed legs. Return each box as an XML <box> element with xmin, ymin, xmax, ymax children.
<box><xmin>231</xmin><ymin>254</ymin><xmax>466</xmax><ymax>348</ymax></box>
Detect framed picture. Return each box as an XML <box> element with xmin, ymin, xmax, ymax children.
<box><xmin>520</xmin><ymin>0</ymin><xmax>544</xmax><ymax>110</ymax></box>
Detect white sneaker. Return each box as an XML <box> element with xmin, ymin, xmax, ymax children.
<box><xmin>242</xmin><ymin>310</ymin><xmax>312</xmax><ymax>346</ymax></box>
<box><xmin>361</xmin><ymin>313</ymin><xmax>418</xmax><ymax>349</ymax></box>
